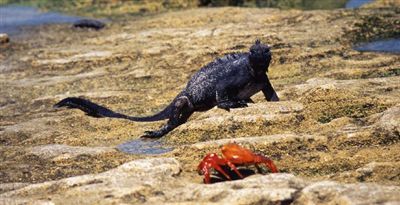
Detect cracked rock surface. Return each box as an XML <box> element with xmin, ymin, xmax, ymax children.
<box><xmin>1</xmin><ymin>158</ymin><xmax>399</xmax><ymax>204</ymax></box>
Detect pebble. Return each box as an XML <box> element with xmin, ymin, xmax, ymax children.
<box><xmin>0</xmin><ymin>33</ymin><xmax>10</xmax><ymax>44</ymax></box>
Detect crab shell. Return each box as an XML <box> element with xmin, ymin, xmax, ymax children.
<box><xmin>198</xmin><ymin>143</ymin><xmax>278</xmax><ymax>183</ymax></box>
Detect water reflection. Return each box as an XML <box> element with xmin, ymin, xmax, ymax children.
<box><xmin>345</xmin><ymin>0</ymin><xmax>374</xmax><ymax>8</ymax></box>
<box><xmin>354</xmin><ymin>39</ymin><xmax>400</xmax><ymax>54</ymax></box>
<box><xmin>253</xmin><ymin>0</ymin><xmax>348</xmax><ymax>10</ymax></box>
<box><xmin>117</xmin><ymin>138</ymin><xmax>174</xmax><ymax>155</ymax></box>
<box><xmin>200</xmin><ymin>0</ymin><xmax>373</xmax><ymax>10</ymax></box>
<box><xmin>0</xmin><ymin>5</ymin><xmax>81</xmax><ymax>34</ymax></box>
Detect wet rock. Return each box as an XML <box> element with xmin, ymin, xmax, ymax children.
<box><xmin>356</xmin><ymin>162</ymin><xmax>400</xmax><ymax>183</ymax></box>
<box><xmin>0</xmin><ymin>182</ymin><xmax>30</xmax><ymax>194</ymax></box>
<box><xmin>282</xmin><ymin>77</ymin><xmax>400</xmax><ymax>100</ymax></box>
<box><xmin>294</xmin><ymin>181</ymin><xmax>400</xmax><ymax>204</ymax></box>
<box><xmin>0</xmin><ymin>158</ymin><xmax>181</xmax><ymax>204</ymax></box>
<box><xmin>27</xmin><ymin>144</ymin><xmax>116</xmax><ymax>160</ymax></box>
<box><xmin>362</xmin><ymin>0</ymin><xmax>400</xmax><ymax>8</ymax></box>
<box><xmin>73</xmin><ymin>19</ymin><xmax>105</xmax><ymax>30</ymax></box>
<box><xmin>364</xmin><ymin>105</ymin><xmax>400</xmax><ymax>146</ymax></box>
<box><xmin>371</xmin><ymin>105</ymin><xmax>400</xmax><ymax>134</ymax></box>
<box><xmin>188</xmin><ymin>134</ymin><xmax>326</xmax><ymax>150</ymax></box>
<box><xmin>1</xmin><ymin>157</ymin><xmax>399</xmax><ymax>204</ymax></box>
<box><xmin>165</xmin><ymin>173</ymin><xmax>307</xmax><ymax>204</ymax></box>
<box><xmin>0</xmin><ymin>157</ymin><xmax>306</xmax><ymax>204</ymax></box>
<box><xmin>168</xmin><ymin>101</ymin><xmax>305</xmax><ymax>144</ymax></box>
<box><xmin>0</xmin><ymin>33</ymin><xmax>9</xmax><ymax>44</ymax></box>
<box><xmin>0</xmin><ymin>117</ymin><xmax>59</xmax><ymax>145</ymax></box>
<box><xmin>1</xmin><ymin>4</ymin><xmax>400</xmax><ymax>204</ymax></box>
<box><xmin>36</xmin><ymin>51</ymin><xmax>113</xmax><ymax>65</ymax></box>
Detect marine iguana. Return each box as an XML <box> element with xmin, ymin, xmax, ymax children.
<box><xmin>54</xmin><ymin>40</ymin><xmax>279</xmax><ymax>138</ymax></box>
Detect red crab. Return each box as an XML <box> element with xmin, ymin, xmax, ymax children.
<box><xmin>198</xmin><ymin>143</ymin><xmax>278</xmax><ymax>184</ymax></box>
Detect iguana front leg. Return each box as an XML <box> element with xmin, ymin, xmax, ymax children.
<box><xmin>215</xmin><ymin>77</ymin><xmax>250</xmax><ymax>111</ymax></box>
<box><xmin>217</xmin><ymin>100</ymin><xmax>248</xmax><ymax>111</ymax></box>
<box><xmin>216</xmin><ymin>88</ymin><xmax>248</xmax><ymax>112</ymax></box>
<box><xmin>262</xmin><ymin>77</ymin><xmax>279</xmax><ymax>101</ymax></box>
<box><xmin>244</xmin><ymin>98</ymin><xmax>255</xmax><ymax>103</ymax></box>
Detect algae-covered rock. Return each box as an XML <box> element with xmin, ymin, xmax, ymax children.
<box><xmin>0</xmin><ymin>2</ymin><xmax>400</xmax><ymax>204</ymax></box>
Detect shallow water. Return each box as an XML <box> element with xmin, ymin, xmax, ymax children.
<box><xmin>117</xmin><ymin>139</ymin><xmax>174</xmax><ymax>155</ymax></box>
<box><xmin>0</xmin><ymin>0</ymin><xmax>374</xmax><ymax>35</ymax></box>
<box><xmin>345</xmin><ymin>0</ymin><xmax>374</xmax><ymax>8</ymax></box>
<box><xmin>354</xmin><ymin>39</ymin><xmax>400</xmax><ymax>53</ymax></box>
<box><xmin>212</xmin><ymin>0</ymin><xmax>373</xmax><ymax>10</ymax></box>
<box><xmin>0</xmin><ymin>5</ymin><xmax>81</xmax><ymax>34</ymax></box>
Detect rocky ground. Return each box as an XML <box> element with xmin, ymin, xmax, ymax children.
<box><xmin>0</xmin><ymin>2</ymin><xmax>399</xmax><ymax>205</ymax></box>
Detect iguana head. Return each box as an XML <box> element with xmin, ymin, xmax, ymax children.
<box><xmin>249</xmin><ymin>39</ymin><xmax>271</xmax><ymax>72</ymax></box>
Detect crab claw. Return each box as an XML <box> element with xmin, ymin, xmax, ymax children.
<box><xmin>197</xmin><ymin>153</ymin><xmax>232</xmax><ymax>184</ymax></box>
<box><xmin>254</xmin><ymin>154</ymin><xmax>278</xmax><ymax>173</ymax></box>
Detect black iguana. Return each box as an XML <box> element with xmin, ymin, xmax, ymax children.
<box><xmin>54</xmin><ymin>40</ymin><xmax>279</xmax><ymax>138</ymax></box>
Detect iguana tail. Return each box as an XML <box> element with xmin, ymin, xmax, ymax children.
<box><xmin>54</xmin><ymin>97</ymin><xmax>173</xmax><ymax>122</ymax></box>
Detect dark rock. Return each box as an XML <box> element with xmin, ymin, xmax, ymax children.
<box><xmin>73</xmin><ymin>19</ymin><xmax>106</xmax><ymax>30</ymax></box>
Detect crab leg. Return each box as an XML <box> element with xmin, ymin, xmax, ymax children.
<box><xmin>225</xmin><ymin>160</ymin><xmax>244</xmax><ymax>178</ymax></box>
<box><xmin>202</xmin><ymin>167</ymin><xmax>212</xmax><ymax>184</ymax></box>
<box><xmin>198</xmin><ymin>153</ymin><xmax>232</xmax><ymax>183</ymax></box>
<box><xmin>212</xmin><ymin>162</ymin><xmax>231</xmax><ymax>180</ymax></box>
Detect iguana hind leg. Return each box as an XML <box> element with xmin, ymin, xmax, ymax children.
<box><xmin>141</xmin><ymin>96</ymin><xmax>194</xmax><ymax>138</ymax></box>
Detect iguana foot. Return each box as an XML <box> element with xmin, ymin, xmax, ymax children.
<box><xmin>141</xmin><ymin>130</ymin><xmax>164</xmax><ymax>138</ymax></box>
<box><xmin>217</xmin><ymin>101</ymin><xmax>248</xmax><ymax>111</ymax></box>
